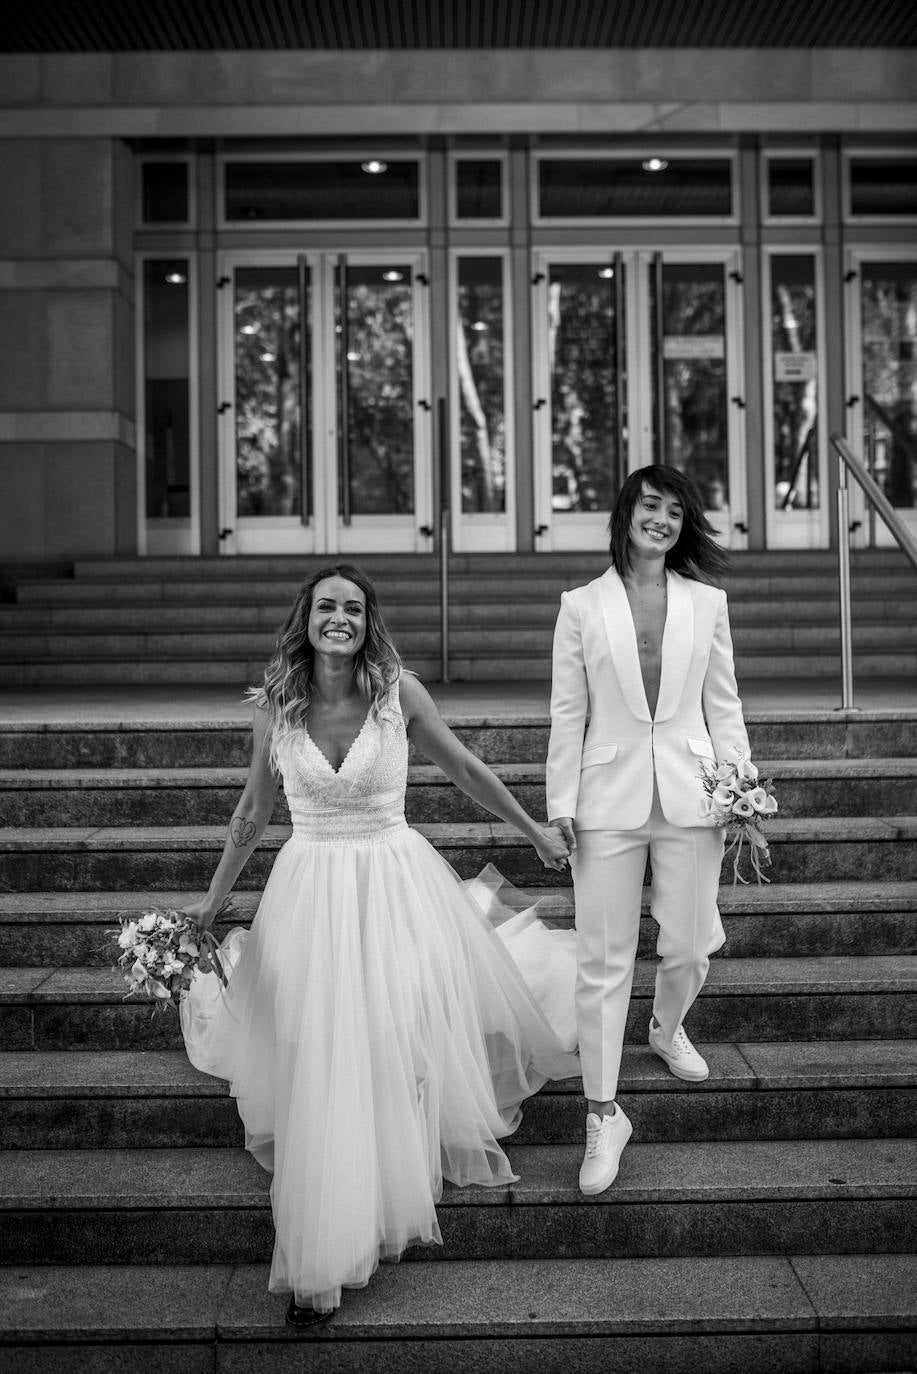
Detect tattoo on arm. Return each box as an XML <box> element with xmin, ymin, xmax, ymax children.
<box><xmin>230</xmin><ymin>816</ymin><xmax>257</xmax><ymax>849</ymax></box>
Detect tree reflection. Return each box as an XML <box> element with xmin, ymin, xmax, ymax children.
<box><xmin>234</xmin><ymin>271</ymin><xmax>303</xmax><ymax>517</ymax></box>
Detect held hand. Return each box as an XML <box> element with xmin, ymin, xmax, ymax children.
<box><xmin>181</xmin><ymin>898</ymin><xmax>218</xmax><ymax>933</ymax></box>
<box><xmin>533</xmin><ymin>823</ymin><xmax>572</xmax><ymax>872</ymax></box>
<box><xmin>548</xmin><ymin>817</ymin><xmax>576</xmax><ymax>857</ymax></box>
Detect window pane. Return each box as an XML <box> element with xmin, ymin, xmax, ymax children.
<box><xmin>143</xmin><ymin>260</ymin><xmax>190</xmax><ymax>520</ymax></box>
<box><xmin>539</xmin><ymin>158</ymin><xmax>732</xmax><ymax>218</ymax></box>
<box><xmin>142</xmin><ymin>162</ymin><xmax>189</xmax><ymax>223</ymax></box>
<box><xmin>850</xmin><ymin>159</ymin><xmax>917</xmax><ymax>216</ymax></box>
<box><xmin>225</xmin><ymin>160</ymin><xmax>420</xmax><ymax>221</ymax></box>
<box><xmin>767</xmin><ymin>158</ymin><xmax>815</xmax><ymax>217</ymax></box>
<box><xmin>234</xmin><ymin>267</ymin><xmax>308</xmax><ymax>518</ymax></box>
<box><xmin>548</xmin><ymin>263</ymin><xmax>624</xmax><ymax>513</ymax></box>
<box><xmin>654</xmin><ymin>262</ymin><xmax>729</xmax><ymax>511</ymax></box>
<box><xmin>457</xmin><ymin>257</ymin><xmax>506</xmax><ymax>513</ymax></box>
<box><xmin>341</xmin><ymin>264</ymin><xmax>414</xmax><ymax>516</ymax></box>
<box><xmin>455</xmin><ymin>160</ymin><xmax>503</xmax><ymax>219</ymax></box>
<box><xmin>861</xmin><ymin>261</ymin><xmax>917</xmax><ymax>511</ymax></box>
<box><xmin>770</xmin><ymin>255</ymin><xmax>819</xmax><ymax>510</ymax></box>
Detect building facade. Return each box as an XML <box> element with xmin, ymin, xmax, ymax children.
<box><xmin>0</xmin><ymin>32</ymin><xmax>915</xmax><ymax>563</ymax></box>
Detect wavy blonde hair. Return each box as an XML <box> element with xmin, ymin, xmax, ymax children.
<box><xmin>249</xmin><ymin>563</ymin><xmax>402</xmax><ymax>767</ymax></box>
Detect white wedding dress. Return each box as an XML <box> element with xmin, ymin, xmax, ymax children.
<box><xmin>180</xmin><ymin>679</ymin><xmax>579</xmax><ymax>1313</ymax></box>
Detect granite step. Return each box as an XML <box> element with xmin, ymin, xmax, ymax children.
<box><xmin>4</xmin><ymin>595</ymin><xmax>914</xmax><ymax>633</ymax></box>
<box><xmin>1</xmin><ymin>1043</ymin><xmax>913</xmax><ymax>1150</ymax></box>
<box><xmin>1</xmin><ymin>816</ymin><xmax>915</xmax><ymax>891</ymax></box>
<box><xmin>2</xmin><ymin>712</ymin><xmax>914</xmax><ymax>769</ymax></box>
<box><xmin>2</xmin><ymin>711</ymin><xmax>914</xmax><ymax>770</ymax></box>
<box><xmin>2</xmin><ymin>958</ymin><xmax>913</xmax><ymax>1051</ymax></box>
<box><xmin>3</xmin><ymin>757</ymin><xmax>916</xmax><ymax>827</ymax></box>
<box><xmin>5</xmin><ymin>649</ymin><xmax>917</xmax><ymax>691</ymax></box>
<box><xmin>13</xmin><ymin>616</ymin><xmax>917</xmax><ymax>653</ymax></box>
<box><xmin>22</xmin><ymin>569</ymin><xmax>910</xmax><ymax>606</ymax></box>
<box><xmin>2</xmin><ymin>1140</ymin><xmax>913</xmax><ymax>1266</ymax></box>
<box><xmin>1</xmin><ymin>1255</ymin><xmax>914</xmax><ymax>1374</ymax></box>
<box><xmin>1</xmin><ymin>882</ymin><xmax>914</xmax><ymax>966</ymax></box>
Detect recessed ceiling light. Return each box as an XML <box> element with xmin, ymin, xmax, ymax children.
<box><xmin>382</xmin><ymin>270</ymin><xmax>404</xmax><ymax>282</ymax></box>
<box><xmin>361</xmin><ymin>159</ymin><xmax>388</xmax><ymax>174</ymax></box>
<box><xmin>470</xmin><ymin>320</ymin><xmax>488</xmax><ymax>331</ymax></box>
<box><xmin>597</xmin><ymin>268</ymin><xmax>615</xmax><ymax>280</ymax></box>
<box><xmin>259</xmin><ymin>352</ymin><xmax>275</xmax><ymax>363</ymax></box>
<box><xmin>642</xmin><ymin>158</ymin><xmax>668</xmax><ymax>173</ymax></box>
<box><xmin>240</xmin><ymin>323</ymin><xmax>259</xmax><ymax>335</ymax></box>
<box><xmin>164</xmin><ymin>271</ymin><xmax>187</xmax><ymax>284</ymax></box>
<box><xmin>346</xmin><ymin>351</ymin><xmax>360</xmax><ymax>362</ymax></box>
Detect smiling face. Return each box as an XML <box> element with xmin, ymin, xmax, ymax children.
<box><xmin>627</xmin><ymin>482</ymin><xmax>685</xmax><ymax>563</ymax></box>
<box><xmin>306</xmin><ymin>576</ymin><xmax>367</xmax><ymax>659</ymax></box>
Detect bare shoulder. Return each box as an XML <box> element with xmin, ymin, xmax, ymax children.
<box><xmin>398</xmin><ymin>670</ymin><xmax>437</xmax><ymax>724</ymax></box>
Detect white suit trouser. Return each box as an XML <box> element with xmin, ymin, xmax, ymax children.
<box><xmin>572</xmin><ymin>786</ymin><xmax>725</xmax><ymax>1103</ymax></box>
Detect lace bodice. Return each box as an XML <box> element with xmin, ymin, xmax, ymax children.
<box><xmin>274</xmin><ymin>681</ymin><xmax>408</xmax><ymax>842</ymax></box>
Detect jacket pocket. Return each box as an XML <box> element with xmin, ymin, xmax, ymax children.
<box><xmin>686</xmin><ymin>735</ymin><xmax>715</xmax><ymax>761</ymax></box>
<box><xmin>581</xmin><ymin>743</ymin><xmax>618</xmax><ymax>769</ymax></box>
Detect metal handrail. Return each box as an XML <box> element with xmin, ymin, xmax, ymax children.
<box><xmin>437</xmin><ymin>396</ymin><xmax>450</xmax><ymax>684</ymax></box>
<box><xmin>830</xmin><ymin>432</ymin><xmax>917</xmax><ymax>709</ymax></box>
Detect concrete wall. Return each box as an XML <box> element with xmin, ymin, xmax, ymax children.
<box><xmin>0</xmin><ymin>137</ymin><xmax>137</xmax><ymax>559</ymax></box>
<box><xmin>0</xmin><ymin>50</ymin><xmax>915</xmax><ymax>135</ymax></box>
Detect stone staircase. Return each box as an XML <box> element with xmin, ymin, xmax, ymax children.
<box><xmin>1</xmin><ymin>549</ymin><xmax>915</xmax><ymax>685</ymax></box>
<box><xmin>0</xmin><ymin>706</ymin><xmax>915</xmax><ymax>1370</ymax></box>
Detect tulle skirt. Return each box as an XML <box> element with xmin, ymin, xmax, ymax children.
<box><xmin>180</xmin><ymin>824</ymin><xmax>579</xmax><ymax>1313</ymax></box>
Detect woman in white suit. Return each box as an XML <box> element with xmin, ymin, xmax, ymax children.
<box><xmin>546</xmin><ymin>465</ymin><xmax>750</xmax><ymax>1196</ymax></box>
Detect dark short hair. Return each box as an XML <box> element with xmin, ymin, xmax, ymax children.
<box><xmin>607</xmin><ymin>465</ymin><xmax>729</xmax><ymax>582</ymax></box>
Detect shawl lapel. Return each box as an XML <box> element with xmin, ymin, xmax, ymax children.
<box><xmin>597</xmin><ymin>567</ymin><xmax>694</xmax><ymax>723</ymax></box>
<box><xmin>598</xmin><ymin>568</ymin><xmax>651</xmax><ymax>722</ymax></box>
<box><xmin>654</xmin><ymin>572</ymin><xmax>694</xmax><ymax>722</ymax></box>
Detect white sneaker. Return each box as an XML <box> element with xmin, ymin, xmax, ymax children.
<box><xmin>578</xmin><ymin>1105</ymin><xmax>632</xmax><ymax>1196</ymax></box>
<box><xmin>648</xmin><ymin>1018</ymin><xmax>709</xmax><ymax>1082</ymax></box>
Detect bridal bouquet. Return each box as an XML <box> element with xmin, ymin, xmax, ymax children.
<box><xmin>698</xmin><ymin>747</ymin><xmax>778</xmax><ymax>885</ymax></box>
<box><xmin>111</xmin><ymin>903</ymin><xmax>230</xmax><ymax>1014</ymax></box>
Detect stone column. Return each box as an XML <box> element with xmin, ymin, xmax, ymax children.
<box><xmin>0</xmin><ymin>136</ymin><xmax>136</xmax><ymax>560</ymax></box>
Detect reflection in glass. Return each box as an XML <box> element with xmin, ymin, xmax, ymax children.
<box><xmin>861</xmin><ymin>262</ymin><xmax>917</xmax><ymax>510</ymax></box>
<box><xmin>548</xmin><ymin>263</ymin><xmax>623</xmax><ymax>513</ymax></box>
<box><xmin>850</xmin><ymin>161</ymin><xmax>917</xmax><ymax>217</ymax></box>
<box><xmin>771</xmin><ymin>255</ymin><xmax>819</xmax><ymax>510</ymax></box>
<box><xmin>457</xmin><ymin>258</ymin><xmax>506</xmax><ymax>513</ymax></box>
<box><xmin>455</xmin><ymin>160</ymin><xmax>503</xmax><ymax>220</ymax></box>
<box><xmin>767</xmin><ymin>158</ymin><xmax>815</xmax><ymax>218</ymax></box>
<box><xmin>654</xmin><ymin>262</ymin><xmax>729</xmax><ymax>511</ymax></box>
<box><xmin>539</xmin><ymin>158</ymin><xmax>732</xmax><ymax>218</ymax></box>
<box><xmin>234</xmin><ymin>267</ymin><xmax>308</xmax><ymax>518</ymax></box>
<box><xmin>144</xmin><ymin>259</ymin><xmax>190</xmax><ymax>520</ymax></box>
<box><xmin>341</xmin><ymin>265</ymin><xmax>414</xmax><ymax>516</ymax></box>
<box><xmin>225</xmin><ymin>161</ymin><xmax>420</xmax><ymax>221</ymax></box>
<box><xmin>142</xmin><ymin>163</ymin><xmax>190</xmax><ymax>224</ymax></box>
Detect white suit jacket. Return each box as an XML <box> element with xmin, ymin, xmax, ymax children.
<box><xmin>546</xmin><ymin>568</ymin><xmax>750</xmax><ymax>831</ymax></box>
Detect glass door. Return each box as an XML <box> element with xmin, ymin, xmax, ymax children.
<box><xmin>218</xmin><ymin>250</ymin><xmax>433</xmax><ymax>554</ymax></box>
<box><xmin>846</xmin><ymin>251</ymin><xmax>917</xmax><ymax>547</ymax></box>
<box><xmin>532</xmin><ymin>248</ymin><xmax>746</xmax><ymax>550</ymax></box>
<box><xmin>531</xmin><ymin>252</ymin><xmax>627</xmax><ymax>549</ymax></box>
<box><xmin>762</xmin><ymin>250</ymin><xmax>828</xmax><ymax>548</ymax></box>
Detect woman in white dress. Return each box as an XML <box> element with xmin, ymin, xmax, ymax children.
<box><xmin>180</xmin><ymin>563</ymin><xmax>579</xmax><ymax>1324</ymax></box>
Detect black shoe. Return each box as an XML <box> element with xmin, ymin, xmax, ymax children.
<box><xmin>285</xmin><ymin>1295</ymin><xmax>334</xmax><ymax>1328</ymax></box>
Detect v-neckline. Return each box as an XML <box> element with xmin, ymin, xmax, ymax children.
<box><xmin>304</xmin><ymin>704</ymin><xmax>373</xmax><ymax>777</ymax></box>
<box><xmin>621</xmin><ymin>569</ymin><xmax>670</xmax><ymax>721</ymax></box>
